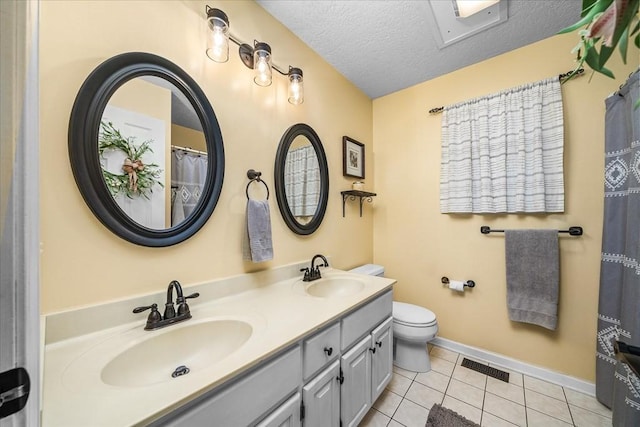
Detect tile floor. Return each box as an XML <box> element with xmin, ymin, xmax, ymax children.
<box><xmin>360</xmin><ymin>345</ymin><xmax>612</xmax><ymax>427</ymax></box>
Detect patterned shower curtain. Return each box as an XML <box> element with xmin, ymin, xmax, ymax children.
<box><xmin>596</xmin><ymin>69</ymin><xmax>640</xmax><ymax>426</ymax></box>
<box><xmin>284</xmin><ymin>145</ymin><xmax>320</xmax><ymax>217</ymax></box>
<box><xmin>171</xmin><ymin>149</ymin><xmax>207</xmax><ymax>226</ymax></box>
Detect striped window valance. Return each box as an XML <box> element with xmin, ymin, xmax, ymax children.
<box><xmin>439</xmin><ymin>77</ymin><xmax>565</xmax><ymax>213</ymax></box>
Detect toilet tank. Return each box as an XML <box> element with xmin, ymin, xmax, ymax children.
<box><xmin>349</xmin><ymin>264</ymin><xmax>384</xmax><ymax>277</ymax></box>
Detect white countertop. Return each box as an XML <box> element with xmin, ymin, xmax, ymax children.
<box><xmin>41</xmin><ymin>266</ymin><xmax>395</xmax><ymax>426</ymax></box>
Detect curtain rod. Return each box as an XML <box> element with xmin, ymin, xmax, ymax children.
<box><xmin>171</xmin><ymin>145</ymin><xmax>207</xmax><ymax>156</ymax></box>
<box><xmin>428</xmin><ymin>68</ymin><xmax>585</xmax><ymax>115</ymax></box>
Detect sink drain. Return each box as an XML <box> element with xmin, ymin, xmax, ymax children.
<box><xmin>171</xmin><ymin>365</ymin><xmax>190</xmax><ymax>378</ymax></box>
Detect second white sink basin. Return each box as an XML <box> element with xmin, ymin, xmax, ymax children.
<box><xmin>303</xmin><ymin>277</ymin><xmax>365</xmax><ymax>298</ymax></box>
<box><xmin>100</xmin><ymin>319</ymin><xmax>253</xmax><ymax>387</ymax></box>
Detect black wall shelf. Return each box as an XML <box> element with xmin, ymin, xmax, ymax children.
<box><xmin>341</xmin><ymin>190</ymin><xmax>376</xmax><ymax>217</ymax></box>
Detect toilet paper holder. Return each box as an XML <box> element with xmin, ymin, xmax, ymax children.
<box><xmin>441</xmin><ymin>277</ymin><xmax>476</xmax><ymax>288</ymax></box>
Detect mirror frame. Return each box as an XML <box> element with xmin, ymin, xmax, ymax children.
<box><xmin>274</xmin><ymin>123</ymin><xmax>329</xmax><ymax>235</ymax></box>
<box><xmin>68</xmin><ymin>52</ymin><xmax>225</xmax><ymax>247</ymax></box>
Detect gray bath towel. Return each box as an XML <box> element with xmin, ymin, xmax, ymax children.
<box><xmin>505</xmin><ymin>229</ymin><xmax>559</xmax><ymax>330</ymax></box>
<box><xmin>242</xmin><ymin>199</ymin><xmax>273</xmax><ymax>262</ymax></box>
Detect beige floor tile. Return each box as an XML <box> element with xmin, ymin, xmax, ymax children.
<box><xmin>430</xmin><ymin>356</ymin><xmax>456</xmax><ymax>376</ymax></box>
<box><xmin>373</xmin><ymin>389</ymin><xmax>403</xmax><ymax>418</ymax></box>
<box><xmin>388</xmin><ymin>420</ymin><xmax>404</xmax><ymax>427</ymax></box>
<box><xmin>446</xmin><ymin>379</ymin><xmax>485</xmax><ymax>409</ymax></box>
<box><xmin>393</xmin><ymin>365</ymin><xmax>418</xmax><ymax>380</ymax></box>
<box><xmin>570</xmin><ymin>405</ymin><xmax>613</xmax><ymax>427</ymax></box>
<box><xmin>481</xmin><ymin>411</ymin><xmax>518</xmax><ymax>427</ymax></box>
<box><xmin>564</xmin><ymin>388</ymin><xmax>612</xmax><ymax>419</ymax></box>
<box><xmin>525</xmin><ymin>389</ymin><xmax>572</xmax><ymax>423</ymax></box>
<box><xmin>483</xmin><ymin>392</ymin><xmax>526</xmax><ymax>426</ymax></box>
<box><xmin>453</xmin><ymin>363</ymin><xmax>488</xmax><ymax>389</ymax></box>
<box><xmin>360</xmin><ymin>408</ymin><xmax>390</xmax><ymax>427</ymax></box>
<box><xmin>386</xmin><ymin>373</ymin><xmax>412</xmax><ymax>396</ymax></box>
<box><xmin>405</xmin><ymin>381</ymin><xmax>444</xmax><ymax>410</ymax></box>
<box><xmin>430</xmin><ymin>346</ymin><xmax>459</xmax><ymax>363</ymax></box>
<box><xmin>392</xmin><ymin>399</ymin><xmax>430</xmax><ymax>427</ymax></box>
<box><xmin>526</xmin><ymin>408</ymin><xmax>573</xmax><ymax>427</ymax></box>
<box><xmin>523</xmin><ymin>375</ymin><xmax>566</xmax><ymax>401</ymax></box>
<box><xmin>486</xmin><ymin>377</ymin><xmax>525</xmax><ymax>405</ymax></box>
<box><xmin>414</xmin><ymin>369</ymin><xmax>450</xmax><ymax>393</ymax></box>
<box><xmin>442</xmin><ymin>396</ymin><xmax>482</xmax><ymax>424</ymax></box>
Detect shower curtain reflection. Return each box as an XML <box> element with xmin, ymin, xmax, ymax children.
<box><xmin>171</xmin><ymin>148</ymin><xmax>207</xmax><ymax>226</ymax></box>
<box><xmin>284</xmin><ymin>144</ymin><xmax>320</xmax><ymax>223</ymax></box>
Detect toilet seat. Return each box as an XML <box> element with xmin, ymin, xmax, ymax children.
<box><xmin>393</xmin><ymin>302</ymin><xmax>437</xmax><ymax>327</ymax></box>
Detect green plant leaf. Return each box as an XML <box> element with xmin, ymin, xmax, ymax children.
<box><xmin>635</xmin><ymin>31</ymin><xmax>640</xmax><ymax>48</ymax></box>
<box><xmin>635</xmin><ymin>97</ymin><xmax>640</xmax><ymax>109</ymax></box>
<box><xmin>619</xmin><ymin>25</ymin><xmax>630</xmax><ymax>62</ymax></box>
<box><xmin>597</xmin><ymin>0</ymin><xmax>639</xmax><ymax>68</ymax></box>
<box><xmin>557</xmin><ymin>0</ymin><xmax>613</xmax><ymax>34</ymax></box>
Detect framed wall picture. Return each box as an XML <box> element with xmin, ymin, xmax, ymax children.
<box><xmin>342</xmin><ymin>136</ymin><xmax>365</xmax><ymax>179</ymax></box>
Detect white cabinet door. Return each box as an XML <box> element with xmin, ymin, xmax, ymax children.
<box><xmin>370</xmin><ymin>317</ymin><xmax>393</xmax><ymax>402</ymax></box>
<box><xmin>255</xmin><ymin>393</ymin><xmax>301</xmax><ymax>427</ymax></box>
<box><xmin>302</xmin><ymin>360</ymin><xmax>340</xmax><ymax>427</ymax></box>
<box><xmin>340</xmin><ymin>335</ymin><xmax>372</xmax><ymax>427</ymax></box>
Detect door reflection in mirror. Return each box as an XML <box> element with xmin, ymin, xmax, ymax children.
<box><xmin>99</xmin><ymin>76</ymin><xmax>208</xmax><ymax>230</ymax></box>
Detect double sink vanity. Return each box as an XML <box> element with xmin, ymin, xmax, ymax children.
<box><xmin>42</xmin><ymin>261</ymin><xmax>395</xmax><ymax>426</ymax></box>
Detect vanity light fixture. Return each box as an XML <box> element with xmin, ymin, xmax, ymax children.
<box><xmin>206</xmin><ymin>7</ymin><xmax>230</xmax><ymax>62</ymax></box>
<box><xmin>205</xmin><ymin>5</ymin><xmax>304</xmax><ymax>104</ymax></box>
<box><xmin>252</xmin><ymin>41</ymin><xmax>273</xmax><ymax>86</ymax></box>
<box><xmin>453</xmin><ymin>0</ymin><xmax>500</xmax><ymax>18</ymax></box>
<box><xmin>287</xmin><ymin>67</ymin><xmax>303</xmax><ymax>105</ymax></box>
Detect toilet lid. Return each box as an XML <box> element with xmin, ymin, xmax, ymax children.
<box><xmin>393</xmin><ymin>301</ymin><xmax>437</xmax><ymax>326</ymax></box>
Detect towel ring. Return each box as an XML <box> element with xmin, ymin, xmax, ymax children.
<box><xmin>246</xmin><ymin>169</ymin><xmax>269</xmax><ymax>200</ymax></box>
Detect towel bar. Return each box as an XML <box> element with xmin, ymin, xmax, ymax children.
<box><xmin>246</xmin><ymin>169</ymin><xmax>270</xmax><ymax>200</ymax></box>
<box><xmin>480</xmin><ymin>226</ymin><xmax>583</xmax><ymax>236</ymax></box>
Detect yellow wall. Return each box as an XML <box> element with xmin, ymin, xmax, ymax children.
<box><xmin>39</xmin><ymin>0</ymin><xmax>373</xmax><ymax>313</ymax></box>
<box><xmin>373</xmin><ymin>32</ymin><xmax>637</xmax><ymax>381</ymax></box>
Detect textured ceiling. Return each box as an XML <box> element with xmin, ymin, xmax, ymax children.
<box><xmin>256</xmin><ymin>0</ymin><xmax>583</xmax><ymax>99</ymax></box>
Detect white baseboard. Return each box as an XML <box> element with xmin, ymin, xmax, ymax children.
<box><xmin>431</xmin><ymin>337</ymin><xmax>596</xmax><ymax>396</ymax></box>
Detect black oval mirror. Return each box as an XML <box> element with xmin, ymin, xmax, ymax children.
<box><xmin>274</xmin><ymin>123</ymin><xmax>329</xmax><ymax>235</ymax></box>
<box><xmin>68</xmin><ymin>52</ymin><xmax>224</xmax><ymax>247</ymax></box>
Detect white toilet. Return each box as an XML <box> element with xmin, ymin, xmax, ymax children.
<box><xmin>349</xmin><ymin>264</ymin><xmax>438</xmax><ymax>373</ymax></box>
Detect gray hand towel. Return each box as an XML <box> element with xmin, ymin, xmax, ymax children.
<box><xmin>242</xmin><ymin>199</ymin><xmax>273</xmax><ymax>263</ymax></box>
<box><xmin>505</xmin><ymin>229</ymin><xmax>559</xmax><ymax>330</ymax></box>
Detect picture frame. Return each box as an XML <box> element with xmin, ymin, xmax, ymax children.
<box><xmin>342</xmin><ymin>136</ymin><xmax>365</xmax><ymax>179</ymax></box>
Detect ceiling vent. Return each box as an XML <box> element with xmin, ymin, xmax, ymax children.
<box><xmin>427</xmin><ymin>0</ymin><xmax>508</xmax><ymax>48</ymax></box>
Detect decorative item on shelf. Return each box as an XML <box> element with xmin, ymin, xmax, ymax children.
<box><xmin>98</xmin><ymin>121</ymin><xmax>164</xmax><ymax>199</ymax></box>
<box><xmin>352</xmin><ymin>181</ymin><xmax>365</xmax><ymax>191</ymax></box>
<box><xmin>341</xmin><ymin>190</ymin><xmax>376</xmax><ymax>217</ymax></box>
<box><xmin>205</xmin><ymin>5</ymin><xmax>304</xmax><ymax>105</ymax></box>
<box><xmin>343</xmin><ymin>136</ymin><xmax>365</xmax><ymax>179</ymax></box>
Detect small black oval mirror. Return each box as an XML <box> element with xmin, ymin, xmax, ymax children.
<box><xmin>274</xmin><ymin>124</ymin><xmax>329</xmax><ymax>235</ymax></box>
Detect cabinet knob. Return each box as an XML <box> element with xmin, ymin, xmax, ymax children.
<box><xmin>324</xmin><ymin>347</ymin><xmax>333</xmax><ymax>356</ymax></box>
<box><xmin>375</xmin><ymin>341</ymin><xmax>383</xmax><ymax>348</ymax></box>
<box><xmin>369</xmin><ymin>347</ymin><xmax>376</xmax><ymax>354</ymax></box>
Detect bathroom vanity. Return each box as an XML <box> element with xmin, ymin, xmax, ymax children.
<box><xmin>41</xmin><ymin>262</ymin><xmax>394</xmax><ymax>426</ymax></box>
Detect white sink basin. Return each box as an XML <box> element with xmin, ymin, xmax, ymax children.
<box><xmin>303</xmin><ymin>277</ymin><xmax>365</xmax><ymax>298</ymax></box>
<box><xmin>100</xmin><ymin>319</ymin><xmax>252</xmax><ymax>387</ymax></box>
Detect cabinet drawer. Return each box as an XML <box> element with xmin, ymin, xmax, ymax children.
<box><xmin>303</xmin><ymin>322</ymin><xmax>340</xmax><ymax>381</ymax></box>
<box><xmin>341</xmin><ymin>290</ymin><xmax>392</xmax><ymax>350</ymax></box>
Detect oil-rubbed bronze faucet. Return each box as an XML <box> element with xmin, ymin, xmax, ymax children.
<box><xmin>133</xmin><ymin>280</ymin><xmax>200</xmax><ymax>330</ymax></box>
<box><xmin>301</xmin><ymin>254</ymin><xmax>329</xmax><ymax>282</ymax></box>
